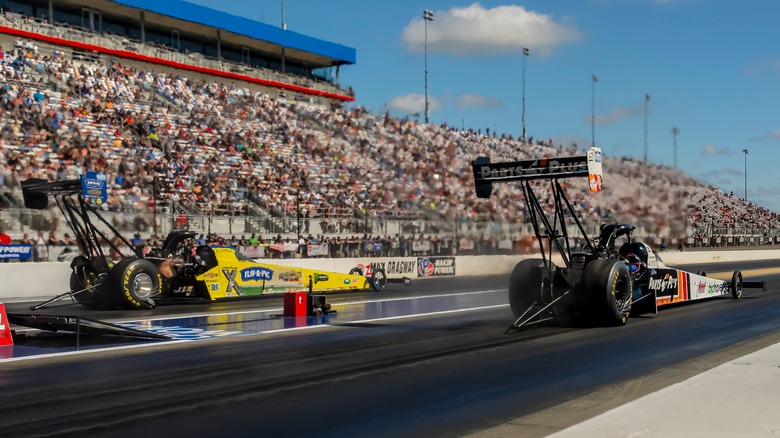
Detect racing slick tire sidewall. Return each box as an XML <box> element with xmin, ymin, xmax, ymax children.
<box><xmin>106</xmin><ymin>259</ymin><xmax>160</xmax><ymax>310</ymax></box>
<box><xmin>580</xmin><ymin>259</ymin><xmax>632</xmax><ymax>326</ymax></box>
<box><xmin>508</xmin><ymin>258</ymin><xmax>548</xmax><ymax>319</ymax></box>
<box><xmin>349</xmin><ymin>267</ymin><xmax>364</xmax><ymax>276</ymax></box>
<box><xmin>70</xmin><ymin>257</ymin><xmax>115</xmax><ymax>309</ymax></box>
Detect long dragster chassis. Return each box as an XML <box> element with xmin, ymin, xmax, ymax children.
<box><xmin>471</xmin><ymin>150</ymin><xmax>766</xmax><ymax>330</ymax></box>
<box><xmin>17</xmin><ymin>178</ymin><xmax>411</xmax><ymax>315</ymax></box>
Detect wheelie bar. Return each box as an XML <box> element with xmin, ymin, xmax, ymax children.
<box><xmin>742</xmin><ymin>280</ymin><xmax>767</xmax><ymax>291</ymax></box>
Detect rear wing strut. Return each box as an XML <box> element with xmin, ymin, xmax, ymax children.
<box><xmin>19</xmin><ymin>178</ymin><xmax>143</xmax><ymax>264</ymax></box>
<box><xmin>470</xmin><ymin>148</ymin><xmax>603</xmax><ymax>268</ymax></box>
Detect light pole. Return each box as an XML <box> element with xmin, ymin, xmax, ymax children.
<box><xmin>281</xmin><ymin>0</ymin><xmax>286</xmax><ymax>30</ymax></box>
<box><xmin>591</xmin><ymin>74</ymin><xmax>598</xmax><ymax>147</ymax></box>
<box><xmin>423</xmin><ymin>9</ymin><xmax>435</xmax><ymax>125</ymax></box>
<box><xmin>522</xmin><ymin>47</ymin><xmax>530</xmax><ymax>140</ymax></box>
<box><xmin>672</xmin><ymin>127</ymin><xmax>680</xmax><ymax>168</ymax></box>
<box><xmin>644</xmin><ymin>93</ymin><xmax>651</xmax><ymax>163</ymax></box>
<box><xmin>743</xmin><ymin>148</ymin><xmax>749</xmax><ymax>201</ymax></box>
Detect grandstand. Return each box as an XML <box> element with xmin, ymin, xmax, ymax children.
<box><xmin>0</xmin><ymin>0</ymin><xmax>355</xmax><ymax>101</ymax></box>
<box><xmin>1</xmin><ymin>1</ymin><xmax>779</xmax><ymax>261</ymax></box>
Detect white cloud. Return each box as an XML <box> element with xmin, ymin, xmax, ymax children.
<box><xmin>401</xmin><ymin>3</ymin><xmax>579</xmax><ymax>56</ymax></box>
<box><xmin>386</xmin><ymin>93</ymin><xmax>441</xmax><ymax>114</ymax></box>
<box><xmin>744</xmin><ymin>58</ymin><xmax>780</xmax><ymax>75</ymax></box>
<box><xmin>455</xmin><ymin>93</ymin><xmax>502</xmax><ymax>109</ymax></box>
<box><xmin>701</xmin><ymin>144</ymin><xmax>733</xmax><ymax>156</ymax></box>
<box><xmin>593</xmin><ymin>105</ymin><xmax>644</xmax><ymax>126</ymax></box>
<box><xmin>721</xmin><ymin>168</ymin><xmax>743</xmax><ymax>176</ymax></box>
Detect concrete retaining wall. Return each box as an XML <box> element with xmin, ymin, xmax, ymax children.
<box><xmin>1</xmin><ymin>250</ymin><xmax>779</xmax><ymax>300</ymax></box>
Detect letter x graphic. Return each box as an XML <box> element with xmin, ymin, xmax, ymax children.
<box><xmin>223</xmin><ymin>269</ymin><xmax>244</xmax><ymax>296</ymax></box>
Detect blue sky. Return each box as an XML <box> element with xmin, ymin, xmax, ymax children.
<box><xmin>191</xmin><ymin>0</ymin><xmax>780</xmax><ymax>211</ymax></box>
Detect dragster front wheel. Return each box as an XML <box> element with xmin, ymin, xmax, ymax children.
<box><xmin>731</xmin><ymin>271</ymin><xmax>743</xmax><ymax>299</ymax></box>
<box><xmin>370</xmin><ymin>267</ymin><xmax>387</xmax><ymax>291</ymax></box>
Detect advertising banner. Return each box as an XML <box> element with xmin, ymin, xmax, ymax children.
<box><xmin>307</xmin><ymin>244</ymin><xmax>329</xmax><ymax>257</ymax></box>
<box><xmin>416</xmin><ymin>257</ymin><xmax>456</xmax><ymax>277</ymax></box>
<box><xmin>412</xmin><ymin>240</ymin><xmax>431</xmax><ymax>252</ymax></box>
<box><xmin>459</xmin><ymin>239</ymin><xmax>475</xmax><ymax>251</ymax></box>
<box><xmin>0</xmin><ymin>244</ymin><xmax>33</xmax><ymax>260</ymax></box>
<box><xmin>362</xmin><ymin>241</ymin><xmax>383</xmax><ymax>253</ymax></box>
<box><xmin>242</xmin><ymin>246</ymin><xmax>266</xmax><ymax>258</ymax></box>
<box><xmin>356</xmin><ymin>258</ymin><xmax>417</xmax><ymax>278</ymax></box>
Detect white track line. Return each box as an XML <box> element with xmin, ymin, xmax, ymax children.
<box><xmin>112</xmin><ymin>289</ymin><xmax>505</xmax><ymax>323</ymax></box>
<box><xmin>1</xmin><ymin>302</ymin><xmax>510</xmax><ymax>363</ymax></box>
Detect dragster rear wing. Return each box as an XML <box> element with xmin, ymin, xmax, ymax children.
<box><xmin>21</xmin><ymin>178</ymin><xmax>82</xmax><ymax>210</ymax></box>
<box><xmin>471</xmin><ymin>147</ymin><xmax>603</xmax><ymax>198</ymax></box>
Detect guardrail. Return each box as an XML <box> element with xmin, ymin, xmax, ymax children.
<box><xmin>2</xmin><ymin>249</ymin><xmax>780</xmax><ymax>301</ymax></box>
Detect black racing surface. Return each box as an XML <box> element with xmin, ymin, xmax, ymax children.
<box><xmin>0</xmin><ymin>260</ymin><xmax>778</xmax><ymax>438</ymax></box>
<box><xmin>4</xmin><ymin>275</ymin><xmax>509</xmax><ymax>321</ymax></box>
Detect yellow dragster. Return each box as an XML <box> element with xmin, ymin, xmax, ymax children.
<box><xmin>195</xmin><ymin>247</ymin><xmax>391</xmax><ymax>299</ymax></box>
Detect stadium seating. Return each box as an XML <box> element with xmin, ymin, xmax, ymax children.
<box><xmin>1</xmin><ymin>27</ymin><xmax>778</xmax><ymax>251</ymax></box>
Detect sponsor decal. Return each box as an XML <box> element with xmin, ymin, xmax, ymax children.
<box><xmin>240</xmin><ymin>267</ymin><xmax>274</xmax><ymax>282</ymax></box>
<box><xmin>587</xmin><ymin>147</ymin><xmax>603</xmax><ymax>193</ymax></box>
<box><xmin>344</xmin><ymin>278</ymin><xmax>351</xmax><ymax>285</ymax></box>
<box><xmin>210</xmin><ymin>283</ymin><xmax>220</xmax><ymax>292</ymax></box>
<box><xmin>313</xmin><ymin>273</ymin><xmax>329</xmax><ymax>284</ymax></box>
<box><xmin>648</xmin><ymin>272</ymin><xmax>678</xmax><ymax>292</ymax></box>
<box><xmin>81</xmin><ymin>171</ymin><xmax>107</xmax><ymax>205</ymax></box>
<box><xmin>698</xmin><ymin>281</ymin><xmax>706</xmax><ymax>294</ymax></box>
<box><xmin>202</xmin><ymin>272</ymin><xmax>218</xmax><ymax>280</ymax></box>
<box><xmin>417</xmin><ymin>257</ymin><xmax>456</xmax><ymax>277</ymax></box>
<box><xmin>116</xmin><ymin>323</ymin><xmax>242</xmax><ymax>340</ymax></box>
<box><xmin>277</xmin><ymin>270</ymin><xmax>301</xmax><ymax>283</ymax></box>
<box><xmin>0</xmin><ymin>244</ymin><xmax>32</xmax><ymax>260</ymax></box>
<box><xmin>476</xmin><ymin>157</ymin><xmax>588</xmax><ymax>181</ymax></box>
<box><xmin>223</xmin><ymin>269</ymin><xmax>244</xmax><ymax>296</ymax></box>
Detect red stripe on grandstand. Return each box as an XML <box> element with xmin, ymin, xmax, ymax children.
<box><xmin>0</xmin><ymin>25</ymin><xmax>355</xmax><ymax>102</ymax></box>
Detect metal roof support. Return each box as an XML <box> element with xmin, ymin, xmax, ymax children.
<box><xmin>216</xmin><ymin>29</ymin><xmax>221</xmax><ymax>61</ymax></box>
<box><xmin>48</xmin><ymin>0</ymin><xmax>53</xmax><ymax>25</ymax></box>
<box><xmin>139</xmin><ymin>11</ymin><xmax>145</xmax><ymax>44</ymax></box>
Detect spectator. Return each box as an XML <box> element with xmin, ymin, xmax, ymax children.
<box><xmin>33</xmin><ymin>230</ymin><xmax>48</xmax><ymax>262</ymax></box>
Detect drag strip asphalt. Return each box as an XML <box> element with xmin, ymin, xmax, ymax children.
<box><xmin>0</xmin><ymin>260</ymin><xmax>778</xmax><ymax>438</ymax></box>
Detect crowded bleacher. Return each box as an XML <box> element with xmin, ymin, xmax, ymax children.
<box><xmin>1</xmin><ymin>9</ymin><xmax>779</xmax><ymax>262</ymax></box>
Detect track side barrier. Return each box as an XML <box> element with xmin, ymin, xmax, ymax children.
<box><xmin>0</xmin><ymin>250</ymin><xmax>779</xmax><ymax>300</ymax></box>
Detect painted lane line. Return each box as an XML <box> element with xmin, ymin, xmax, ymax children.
<box><xmin>332</xmin><ymin>304</ymin><xmax>511</xmax><ymax>326</ymax></box>
<box><xmin>113</xmin><ymin>289</ymin><xmax>505</xmax><ymax>324</ymax></box>
<box><xmin>0</xmin><ymin>340</ymin><xmax>193</xmax><ymax>363</ymax></box>
<box><xmin>243</xmin><ymin>304</ymin><xmax>511</xmax><ymax>335</ymax></box>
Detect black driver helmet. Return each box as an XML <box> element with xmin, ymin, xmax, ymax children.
<box><xmin>620</xmin><ymin>241</ymin><xmax>649</xmax><ymax>264</ymax></box>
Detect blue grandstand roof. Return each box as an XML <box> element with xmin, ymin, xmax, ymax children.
<box><xmin>111</xmin><ymin>0</ymin><xmax>356</xmax><ymax>65</ymax></box>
